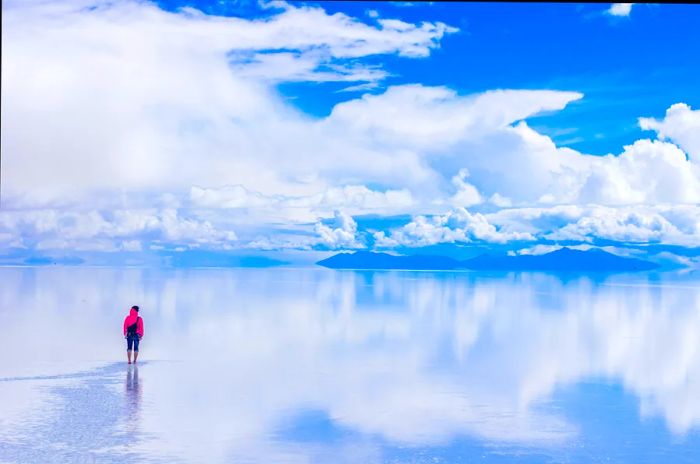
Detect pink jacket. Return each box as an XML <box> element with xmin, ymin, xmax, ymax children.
<box><xmin>123</xmin><ymin>308</ymin><xmax>144</xmax><ymax>337</ymax></box>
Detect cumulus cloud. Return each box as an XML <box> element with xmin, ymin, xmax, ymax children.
<box><xmin>639</xmin><ymin>103</ymin><xmax>700</xmax><ymax>161</ymax></box>
<box><xmin>0</xmin><ymin>208</ymin><xmax>238</xmax><ymax>251</ymax></box>
<box><xmin>2</xmin><ymin>0</ymin><xmax>700</xmax><ymax>255</ymax></box>
<box><xmin>190</xmin><ymin>185</ymin><xmax>276</xmax><ymax>209</ymax></box>
<box><xmin>314</xmin><ymin>210</ymin><xmax>364</xmax><ymax>249</ymax></box>
<box><xmin>606</xmin><ymin>3</ymin><xmax>634</xmax><ymax>17</ymax></box>
<box><xmin>1</xmin><ymin>0</ymin><xmax>456</xmax><ymax>207</ymax></box>
<box><xmin>487</xmin><ymin>204</ymin><xmax>700</xmax><ymax>247</ymax></box>
<box><xmin>324</xmin><ymin>86</ymin><xmax>584</xmax><ymax>152</ymax></box>
<box><xmin>322</xmin><ymin>87</ymin><xmax>700</xmax><ymax>210</ymax></box>
<box><xmin>376</xmin><ymin>204</ymin><xmax>700</xmax><ymax>249</ymax></box>
<box><xmin>441</xmin><ymin>121</ymin><xmax>700</xmax><ymax>207</ymax></box>
<box><xmin>448</xmin><ymin>169</ymin><xmax>482</xmax><ymax>207</ymax></box>
<box><xmin>189</xmin><ymin>184</ymin><xmax>413</xmax><ymax>222</ymax></box>
<box><xmin>374</xmin><ymin>207</ymin><xmax>534</xmax><ymax>247</ymax></box>
<box><xmin>238</xmin><ymin>221</ymin><xmax>348</xmax><ymax>254</ymax></box>
<box><xmin>544</xmin><ymin>206</ymin><xmax>697</xmax><ymax>245</ymax></box>
<box><xmin>574</xmin><ymin>139</ymin><xmax>700</xmax><ymax>205</ymax></box>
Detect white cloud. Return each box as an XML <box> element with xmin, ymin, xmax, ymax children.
<box><xmin>444</xmin><ymin>120</ymin><xmax>700</xmax><ymax>207</ymax></box>
<box><xmin>448</xmin><ymin>168</ymin><xmax>482</xmax><ymax>207</ymax></box>
<box><xmin>1</xmin><ymin>0</ymin><xmax>456</xmax><ymax>207</ymax></box>
<box><xmin>489</xmin><ymin>193</ymin><xmax>512</xmax><ymax>208</ymax></box>
<box><xmin>375</xmin><ymin>207</ymin><xmax>535</xmax><ymax>247</ymax></box>
<box><xmin>324</xmin><ymin>86</ymin><xmax>583</xmax><ymax>152</ymax></box>
<box><xmin>2</xmin><ymin>0</ymin><xmax>700</xmax><ymax>255</ymax></box>
<box><xmin>376</xmin><ymin>204</ymin><xmax>700</xmax><ymax>249</ymax></box>
<box><xmin>229</xmin><ymin>51</ymin><xmax>390</xmax><ymax>83</ymax></box>
<box><xmin>314</xmin><ymin>210</ymin><xmax>364</xmax><ymax>249</ymax></box>
<box><xmin>499</xmin><ymin>205</ymin><xmax>700</xmax><ymax>247</ymax></box>
<box><xmin>320</xmin><ymin>86</ymin><xmax>699</xmax><ymax>210</ymax></box>
<box><xmin>607</xmin><ymin>3</ymin><xmax>634</xmax><ymax>17</ymax></box>
<box><xmin>190</xmin><ymin>185</ymin><xmax>276</xmax><ymax>209</ymax></box>
<box><xmin>639</xmin><ymin>103</ymin><xmax>700</xmax><ymax>161</ymax></box>
<box><xmin>121</xmin><ymin>240</ymin><xmax>143</xmax><ymax>252</ymax></box>
<box><xmin>303</xmin><ymin>185</ymin><xmax>414</xmax><ymax>211</ymax></box>
<box><xmin>545</xmin><ymin>206</ymin><xmax>692</xmax><ymax>245</ymax></box>
<box><xmin>336</xmin><ymin>82</ymin><xmax>382</xmax><ymax>93</ymax></box>
<box><xmin>0</xmin><ymin>208</ymin><xmax>238</xmax><ymax>251</ymax></box>
<box><xmin>189</xmin><ymin>184</ymin><xmax>413</xmax><ymax>221</ymax></box>
<box><xmin>574</xmin><ymin>139</ymin><xmax>700</xmax><ymax>205</ymax></box>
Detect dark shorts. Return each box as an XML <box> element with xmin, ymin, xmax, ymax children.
<box><xmin>126</xmin><ymin>334</ymin><xmax>140</xmax><ymax>352</ymax></box>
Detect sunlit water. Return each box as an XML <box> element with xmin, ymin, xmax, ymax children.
<box><xmin>1</xmin><ymin>266</ymin><xmax>699</xmax><ymax>463</ymax></box>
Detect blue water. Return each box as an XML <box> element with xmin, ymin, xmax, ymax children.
<box><xmin>0</xmin><ymin>266</ymin><xmax>699</xmax><ymax>463</ymax></box>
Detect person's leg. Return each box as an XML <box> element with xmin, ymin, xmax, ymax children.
<box><xmin>127</xmin><ymin>336</ymin><xmax>133</xmax><ymax>364</ymax></box>
<box><xmin>133</xmin><ymin>337</ymin><xmax>140</xmax><ymax>363</ymax></box>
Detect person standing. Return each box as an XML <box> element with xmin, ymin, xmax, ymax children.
<box><xmin>123</xmin><ymin>305</ymin><xmax>144</xmax><ymax>364</ymax></box>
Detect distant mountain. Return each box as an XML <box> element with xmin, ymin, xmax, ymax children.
<box><xmin>317</xmin><ymin>248</ymin><xmax>659</xmax><ymax>272</ymax></box>
<box><xmin>462</xmin><ymin>248</ymin><xmax>658</xmax><ymax>271</ymax></box>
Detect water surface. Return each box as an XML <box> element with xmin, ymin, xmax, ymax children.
<box><xmin>1</xmin><ymin>266</ymin><xmax>699</xmax><ymax>463</ymax></box>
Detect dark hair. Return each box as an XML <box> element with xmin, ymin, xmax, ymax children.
<box><xmin>131</xmin><ymin>305</ymin><xmax>140</xmax><ymax>311</ymax></box>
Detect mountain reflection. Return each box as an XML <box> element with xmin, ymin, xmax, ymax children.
<box><xmin>0</xmin><ymin>267</ymin><xmax>698</xmax><ymax>462</ymax></box>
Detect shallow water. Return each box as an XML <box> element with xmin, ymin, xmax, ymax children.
<box><xmin>1</xmin><ymin>266</ymin><xmax>699</xmax><ymax>463</ymax></box>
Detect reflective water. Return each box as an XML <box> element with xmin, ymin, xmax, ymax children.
<box><xmin>1</xmin><ymin>266</ymin><xmax>699</xmax><ymax>463</ymax></box>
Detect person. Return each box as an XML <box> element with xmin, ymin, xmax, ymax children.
<box><xmin>123</xmin><ymin>305</ymin><xmax>144</xmax><ymax>364</ymax></box>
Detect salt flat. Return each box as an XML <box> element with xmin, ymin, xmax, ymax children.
<box><xmin>1</xmin><ymin>266</ymin><xmax>699</xmax><ymax>463</ymax></box>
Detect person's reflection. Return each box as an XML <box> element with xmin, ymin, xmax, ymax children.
<box><xmin>125</xmin><ymin>364</ymin><xmax>142</xmax><ymax>431</ymax></box>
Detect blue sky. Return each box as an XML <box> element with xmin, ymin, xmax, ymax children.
<box><xmin>2</xmin><ymin>0</ymin><xmax>700</xmax><ymax>266</ymax></box>
<box><xmin>158</xmin><ymin>1</ymin><xmax>700</xmax><ymax>154</ymax></box>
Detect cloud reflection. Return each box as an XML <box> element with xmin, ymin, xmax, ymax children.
<box><xmin>0</xmin><ymin>267</ymin><xmax>699</xmax><ymax>462</ymax></box>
